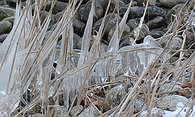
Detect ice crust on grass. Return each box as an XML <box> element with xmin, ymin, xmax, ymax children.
<box><xmin>0</xmin><ymin>1</ymin><xmax>50</xmax><ymax>116</ymax></box>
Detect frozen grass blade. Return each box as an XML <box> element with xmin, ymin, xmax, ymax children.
<box><xmin>107</xmin><ymin>0</ymin><xmax>133</xmax><ymax>52</ymax></box>
<box><xmin>56</xmin><ymin>4</ymin><xmax>74</xmax><ymax>73</ymax></box>
<box><xmin>0</xmin><ymin>2</ymin><xmax>31</xmax><ymax>93</ymax></box>
<box><xmin>78</xmin><ymin>0</ymin><xmax>94</xmax><ymax>67</ymax></box>
<box><xmin>132</xmin><ymin>0</ymin><xmax>149</xmax><ymax>44</ymax></box>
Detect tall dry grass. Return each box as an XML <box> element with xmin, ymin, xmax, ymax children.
<box><xmin>0</xmin><ymin>0</ymin><xmax>194</xmax><ymax>116</ymax></box>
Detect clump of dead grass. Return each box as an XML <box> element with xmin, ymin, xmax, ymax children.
<box><xmin>0</xmin><ymin>0</ymin><xmax>195</xmax><ymax>116</ymax></box>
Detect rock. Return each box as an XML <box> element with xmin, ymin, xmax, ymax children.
<box><xmin>120</xmin><ymin>37</ymin><xmax>134</xmax><ymax>48</ymax></box>
<box><xmin>169</xmin><ymin>56</ymin><xmax>179</xmax><ymax>63</ymax></box>
<box><xmin>70</xmin><ymin>105</ymin><xmax>83</xmax><ymax>117</ymax></box>
<box><xmin>78</xmin><ymin>1</ymin><xmax>105</xmax><ymax>22</ymax></box>
<box><xmin>136</xmin><ymin>0</ymin><xmax>156</xmax><ymax>6</ymax></box>
<box><xmin>45</xmin><ymin>1</ymin><xmax>68</xmax><ymax>14</ymax></box>
<box><xmin>35</xmin><ymin>11</ymin><xmax>49</xmax><ymax>25</ymax></box>
<box><xmin>6</xmin><ymin>0</ymin><xmax>27</xmax><ymax>6</ymax></box>
<box><xmin>159</xmin><ymin>83</ymin><xmax>182</xmax><ymax>94</ymax></box>
<box><xmin>0</xmin><ymin>20</ymin><xmax>12</xmax><ymax>34</ymax></box>
<box><xmin>120</xmin><ymin>24</ymin><xmax>131</xmax><ymax>41</ymax></box>
<box><xmin>73</xmin><ymin>33</ymin><xmax>82</xmax><ymax>49</ymax></box>
<box><xmin>119</xmin><ymin>7</ymin><xmax>128</xmax><ymax>17</ymax></box>
<box><xmin>159</xmin><ymin>35</ymin><xmax>182</xmax><ymax>50</ymax></box>
<box><xmin>149</xmin><ymin>27</ymin><xmax>167</xmax><ymax>38</ymax></box>
<box><xmin>111</xmin><ymin>0</ymin><xmax>127</xmax><ymax>5</ymax></box>
<box><xmin>6</xmin><ymin>0</ymin><xmax>17</xmax><ymax>6</ymax></box>
<box><xmin>103</xmin><ymin>85</ymin><xmax>126</xmax><ymax>111</ymax></box>
<box><xmin>73</xmin><ymin>18</ymin><xmax>86</xmax><ymax>37</ymax></box>
<box><xmin>109</xmin><ymin>0</ymin><xmax>127</xmax><ymax>13</ymax></box>
<box><xmin>127</xmin><ymin>18</ymin><xmax>140</xmax><ymax>30</ymax></box>
<box><xmin>95</xmin><ymin>0</ymin><xmax>109</xmax><ymax>9</ymax></box>
<box><xmin>58</xmin><ymin>0</ymin><xmax>89</xmax><ymax>4</ymax></box>
<box><xmin>77</xmin><ymin>105</ymin><xmax>100</xmax><ymax>117</ymax></box>
<box><xmin>94</xmin><ymin>4</ymin><xmax>104</xmax><ymax>21</ymax></box>
<box><xmin>156</xmin><ymin>95</ymin><xmax>189</xmax><ymax>111</ymax></box>
<box><xmin>93</xmin><ymin>13</ymin><xmax>121</xmax><ymax>40</ymax></box>
<box><xmin>122</xmin><ymin>0</ymin><xmax>130</xmax><ymax>3</ymax></box>
<box><xmin>0</xmin><ymin>0</ymin><xmax>6</xmax><ymax>5</ymax></box>
<box><xmin>169</xmin><ymin>36</ymin><xmax>182</xmax><ymax>50</ymax></box>
<box><xmin>134</xmin><ymin>96</ymin><xmax>147</xmax><ymax>113</ymax></box>
<box><xmin>57</xmin><ymin>33</ymin><xmax>81</xmax><ymax>49</ymax></box>
<box><xmin>54</xmin><ymin>12</ymin><xmax>85</xmax><ymax>36</ymax></box>
<box><xmin>148</xmin><ymin>0</ymin><xmax>156</xmax><ymax>6</ymax></box>
<box><xmin>185</xmin><ymin>29</ymin><xmax>195</xmax><ymax>49</ymax></box>
<box><xmin>77</xmin><ymin>2</ymin><xmax>91</xmax><ymax>22</ymax></box>
<box><xmin>107</xmin><ymin>23</ymin><xmax>130</xmax><ymax>42</ymax></box>
<box><xmin>53</xmin><ymin>11</ymin><xmax>63</xmax><ymax>22</ymax></box>
<box><xmin>0</xmin><ymin>6</ymin><xmax>15</xmax><ymax>20</ymax></box>
<box><xmin>165</xmin><ymin>4</ymin><xmax>186</xmax><ymax>24</ymax></box>
<box><xmin>129</xmin><ymin>6</ymin><xmax>166</xmax><ymax>21</ymax></box>
<box><xmin>146</xmin><ymin>16</ymin><xmax>165</xmax><ymax>30</ymax></box>
<box><xmin>139</xmin><ymin>107</ymin><xmax>164</xmax><ymax>117</ymax></box>
<box><xmin>122</xmin><ymin>0</ymin><xmax>138</xmax><ymax>4</ymax></box>
<box><xmin>159</xmin><ymin>0</ymin><xmax>186</xmax><ymax>8</ymax></box>
<box><xmin>149</xmin><ymin>30</ymin><xmax>164</xmax><ymax>38</ymax></box>
<box><xmin>134</xmin><ymin>0</ymin><xmax>146</xmax><ymax>6</ymax></box>
<box><xmin>100</xmin><ymin>42</ymin><xmax>108</xmax><ymax>51</ymax></box>
<box><xmin>56</xmin><ymin>0</ymin><xmax>69</xmax><ymax>2</ymax></box>
<box><xmin>3</xmin><ymin>16</ymin><xmax>14</xmax><ymax>25</ymax></box>
<box><xmin>0</xmin><ymin>34</ymin><xmax>8</xmax><ymax>43</ymax></box>
<box><xmin>132</xmin><ymin>24</ymin><xmax>149</xmax><ymax>41</ymax></box>
<box><xmin>56</xmin><ymin>106</ymin><xmax>70</xmax><ymax>117</ymax></box>
<box><xmin>29</xmin><ymin>114</ymin><xmax>44</xmax><ymax>117</ymax></box>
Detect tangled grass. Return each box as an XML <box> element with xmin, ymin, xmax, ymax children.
<box><xmin>0</xmin><ymin>0</ymin><xmax>194</xmax><ymax>116</ymax></box>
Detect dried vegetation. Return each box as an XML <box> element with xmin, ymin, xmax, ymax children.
<box><xmin>0</xmin><ymin>0</ymin><xmax>195</xmax><ymax>116</ymax></box>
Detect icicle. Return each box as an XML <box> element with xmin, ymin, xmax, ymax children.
<box><xmin>78</xmin><ymin>0</ymin><xmax>94</xmax><ymax>67</ymax></box>
<box><xmin>118</xmin><ymin>35</ymin><xmax>163</xmax><ymax>76</ymax></box>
